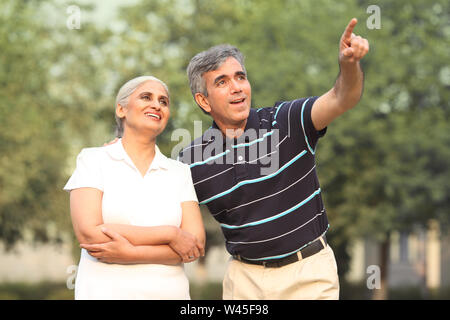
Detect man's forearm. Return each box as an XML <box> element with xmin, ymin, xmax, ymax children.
<box><xmin>309</xmin><ymin>18</ymin><xmax>369</xmax><ymax>130</ymax></box>
<box><xmin>333</xmin><ymin>61</ymin><xmax>364</xmax><ymax>112</ymax></box>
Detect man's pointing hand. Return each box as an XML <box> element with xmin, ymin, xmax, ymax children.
<box><xmin>339</xmin><ymin>18</ymin><xmax>369</xmax><ymax>65</ymax></box>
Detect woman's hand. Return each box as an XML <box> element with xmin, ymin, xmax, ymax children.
<box><xmin>80</xmin><ymin>228</ymin><xmax>137</xmax><ymax>264</ymax></box>
<box><xmin>168</xmin><ymin>228</ymin><xmax>205</xmax><ymax>263</ymax></box>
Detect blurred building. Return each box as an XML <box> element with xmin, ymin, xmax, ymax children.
<box><xmin>346</xmin><ymin>220</ymin><xmax>450</xmax><ymax>289</ymax></box>
<box><xmin>0</xmin><ymin>240</ymin><xmax>74</xmax><ymax>283</ymax></box>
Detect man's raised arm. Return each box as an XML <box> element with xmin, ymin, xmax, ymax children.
<box><xmin>312</xmin><ymin>18</ymin><xmax>369</xmax><ymax>131</ymax></box>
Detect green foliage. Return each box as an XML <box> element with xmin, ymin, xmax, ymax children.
<box><xmin>0</xmin><ymin>1</ymin><xmax>70</xmax><ymax>247</ymax></box>
<box><xmin>318</xmin><ymin>0</ymin><xmax>450</xmax><ymax>243</ymax></box>
<box><xmin>0</xmin><ymin>0</ymin><xmax>116</xmax><ymax>249</ymax></box>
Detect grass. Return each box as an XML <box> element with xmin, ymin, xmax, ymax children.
<box><xmin>0</xmin><ymin>282</ymin><xmax>74</xmax><ymax>300</ymax></box>
<box><xmin>1</xmin><ymin>281</ymin><xmax>449</xmax><ymax>300</ymax></box>
<box><xmin>0</xmin><ymin>281</ymin><xmax>222</xmax><ymax>300</ymax></box>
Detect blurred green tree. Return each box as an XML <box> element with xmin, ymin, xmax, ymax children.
<box><xmin>0</xmin><ymin>0</ymin><xmax>70</xmax><ymax>248</ymax></box>
<box><xmin>0</xmin><ymin>0</ymin><xmax>114</xmax><ymax>251</ymax></box>
<box><xmin>318</xmin><ymin>0</ymin><xmax>450</xmax><ymax>299</ymax></box>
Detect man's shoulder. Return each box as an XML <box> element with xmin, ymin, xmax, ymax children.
<box><xmin>251</xmin><ymin>100</ymin><xmax>299</xmax><ymax>120</ymax></box>
<box><xmin>252</xmin><ymin>105</ymin><xmax>276</xmax><ymax>117</ymax></box>
<box><xmin>260</xmin><ymin>97</ymin><xmax>319</xmax><ymax>122</ymax></box>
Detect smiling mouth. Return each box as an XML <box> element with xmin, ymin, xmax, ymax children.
<box><xmin>144</xmin><ymin>112</ymin><xmax>161</xmax><ymax>120</ymax></box>
<box><xmin>230</xmin><ymin>98</ymin><xmax>246</xmax><ymax>105</ymax></box>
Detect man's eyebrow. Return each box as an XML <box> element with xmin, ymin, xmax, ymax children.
<box><xmin>213</xmin><ymin>71</ymin><xmax>246</xmax><ymax>84</ymax></box>
<box><xmin>213</xmin><ymin>74</ymin><xmax>227</xmax><ymax>84</ymax></box>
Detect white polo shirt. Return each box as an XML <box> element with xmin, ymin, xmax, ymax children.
<box><xmin>63</xmin><ymin>139</ymin><xmax>198</xmax><ymax>300</ymax></box>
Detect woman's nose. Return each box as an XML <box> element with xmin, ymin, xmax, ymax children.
<box><xmin>149</xmin><ymin>101</ymin><xmax>161</xmax><ymax>110</ymax></box>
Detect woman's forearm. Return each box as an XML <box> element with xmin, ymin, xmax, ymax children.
<box><xmin>81</xmin><ymin>223</ymin><xmax>202</xmax><ymax>264</ymax></box>
<box><xmin>131</xmin><ymin>245</ymin><xmax>182</xmax><ymax>265</ymax></box>
<box><xmin>99</xmin><ymin>224</ymin><xmax>177</xmax><ymax>246</ymax></box>
<box><xmin>80</xmin><ymin>229</ymin><xmax>184</xmax><ymax>265</ymax></box>
<box><xmin>70</xmin><ymin>189</ymin><xmax>180</xmax><ymax>246</ymax></box>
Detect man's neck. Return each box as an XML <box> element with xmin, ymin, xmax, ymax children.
<box><xmin>215</xmin><ymin>119</ymin><xmax>248</xmax><ymax>139</ymax></box>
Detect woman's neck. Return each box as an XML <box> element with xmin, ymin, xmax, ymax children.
<box><xmin>121</xmin><ymin>130</ymin><xmax>157</xmax><ymax>177</ymax></box>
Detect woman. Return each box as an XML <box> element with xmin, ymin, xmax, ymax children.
<box><xmin>64</xmin><ymin>76</ymin><xmax>205</xmax><ymax>300</ymax></box>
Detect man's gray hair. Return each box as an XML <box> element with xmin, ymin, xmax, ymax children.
<box><xmin>187</xmin><ymin>44</ymin><xmax>246</xmax><ymax>113</ymax></box>
<box><xmin>114</xmin><ymin>75</ymin><xmax>169</xmax><ymax>137</ymax></box>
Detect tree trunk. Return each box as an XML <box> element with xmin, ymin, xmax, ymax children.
<box><xmin>372</xmin><ymin>239</ymin><xmax>389</xmax><ymax>300</ymax></box>
<box><xmin>419</xmin><ymin>227</ymin><xmax>429</xmax><ymax>299</ymax></box>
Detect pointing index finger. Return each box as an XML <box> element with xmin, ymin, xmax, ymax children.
<box><xmin>342</xmin><ymin>18</ymin><xmax>358</xmax><ymax>41</ymax></box>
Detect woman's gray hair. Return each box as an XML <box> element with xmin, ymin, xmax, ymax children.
<box><xmin>187</xmin><ymin>44</ymin><xmax>246</xmax><ymax>114</ymax></box>
<box><xmin>114</xmin><ymin>75</ymin><xmax>169</xmax><ymax>137</ymax></box>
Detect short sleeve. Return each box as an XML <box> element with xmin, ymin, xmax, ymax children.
<box><xmin>63</xmin><ymin>148</ymin><xmax>104</xmax><ymax>192</ymax></box>
<box><xmin>180</xmin><ymin>163</ymin><xmax>198</xmax><ymax>203</ymax></box>
<box><xmin>275</xmin><ymin>96</ymin><xmax>327</xmax><ymax>154</ymax></box>
<box><xmin>300</xmin><ymin>96</ymin><xmax>327</xmax><ymax>152</ymax></box>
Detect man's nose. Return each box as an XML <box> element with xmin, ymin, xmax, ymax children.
<box><xmin>230</xmin><ymin>79</ymin><xmax>242</xmax><ymax>93</ymax></box>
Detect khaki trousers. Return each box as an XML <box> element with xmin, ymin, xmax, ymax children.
<box><xmin>222</xmin><ymin>244</ymin><xmax>339</xmax><ymax>300</ymax></box>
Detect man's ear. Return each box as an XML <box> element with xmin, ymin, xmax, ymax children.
<box><xmin>195</xmin><ymin>93</ymin><xmax>211</xmax><ymax>114</ymax></box>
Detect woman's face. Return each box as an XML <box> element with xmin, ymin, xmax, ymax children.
<box><xmin>117</xmin><ymin>80</ymin><xmax>170</xmax><ymax>137</ymax></box>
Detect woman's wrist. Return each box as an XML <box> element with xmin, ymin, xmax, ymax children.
<box><xmin>129</xmin><ymin>245</ymin><xmax>143</xmax><ymax>263</ymax></box>
<box><xmin>129</xmin><ymin>245</ymin><xmax>182</xmax><ymax>265</ymax></box>
<box><xmin>167</xmin><ymin>226</ymin><xmax>180</xmax><ymax>244</ymax></box>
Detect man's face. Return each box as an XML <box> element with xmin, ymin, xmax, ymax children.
<box><xmin>196</xmin><ymin>57</ymin><xmax>252</xmax><ymax>132</ymax></box>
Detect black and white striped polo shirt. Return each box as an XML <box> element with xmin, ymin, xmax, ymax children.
<box><xmin>179</xmin><ymin>96</ymin><xmax>329</xmax><ymax>261</ymax></box>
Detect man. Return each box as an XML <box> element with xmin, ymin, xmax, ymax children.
<box><xmin>178</xmin><ymin>18</ymin><xmax>369</xmax><ymax>299</ymax></box>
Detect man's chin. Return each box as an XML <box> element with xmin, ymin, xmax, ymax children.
<box><xmin>233</xmin><ymin>104</ymin><xmax>250</xmax><ymax>117</ymax></box>
<box><xmin>230</xmin><ymin>108</ymin><xmax>250</xmax><ymax>126</ymax></box>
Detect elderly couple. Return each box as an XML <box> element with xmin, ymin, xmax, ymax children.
<box><xmin>64</xmin><ymin>19</ymin><xmax>369</xmax><ymax>300</ymax></box>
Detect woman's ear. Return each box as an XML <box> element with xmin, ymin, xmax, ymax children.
<box><xmin>194</xmin><ymin>93</ymin><xmax>211</xmax><ymax>114</ymax></box>
<box><xmin>116</xmin><ymin>103</ymin><xmax>126</xmax><ymax>119</ymax></box>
